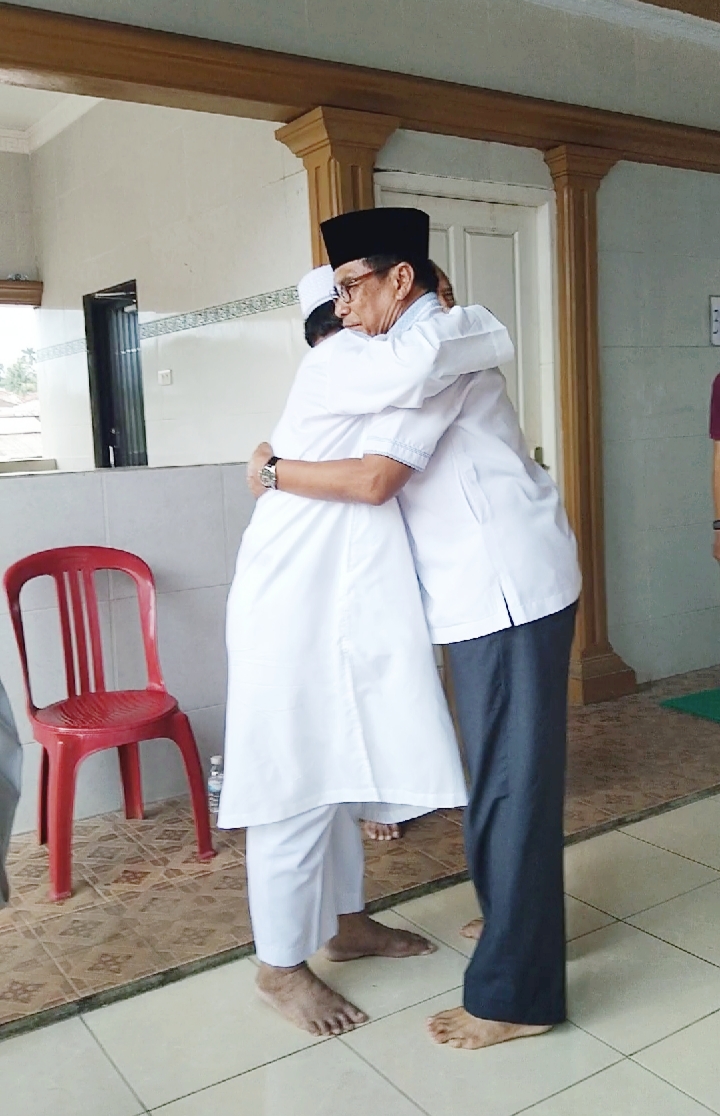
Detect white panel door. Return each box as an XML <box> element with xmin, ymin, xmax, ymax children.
<box><xmin>376</xmin><ymin>186</ymin><xmax>555</xmax><ymax>475</ymax></box>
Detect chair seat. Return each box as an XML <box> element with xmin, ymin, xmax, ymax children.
<box><xmin>35</xmin><ymin>689</ymin><xmax>178</xmax><ymax>732</ymax></box>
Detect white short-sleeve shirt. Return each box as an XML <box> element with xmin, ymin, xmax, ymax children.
<box><xmin>364</xmin><ymin>295</ymin><xmax>582</xmax><ymax>644</ymax></box>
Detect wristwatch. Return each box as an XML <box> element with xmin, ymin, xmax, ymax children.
<box><xmin>259</xmin><ymin>456</ymin><xmax>281</xmax><ymax>490</ymax></box>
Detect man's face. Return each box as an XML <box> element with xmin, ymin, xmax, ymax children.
<box><xmin>333</xmin><ymin>259</ymin><xmax>414</xmax><ymax>336</ymax></box>
<box><xmin>436</xmin><ymin>268</ymin><xmax>456</xmax><ymax>310</ymax></box>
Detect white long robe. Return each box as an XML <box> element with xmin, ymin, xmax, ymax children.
<box><xmin>219</xmin><ymin>307</ymin><xmax>512</xmax><ymax>828</ymax></box>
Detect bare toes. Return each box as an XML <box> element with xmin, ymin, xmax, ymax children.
<box><xmin>401</xmin><ymin>931</ymin><xmax>436</xmax><ymax>955</ymax></box>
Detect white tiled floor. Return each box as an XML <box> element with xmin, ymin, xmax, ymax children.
<box><xmin>4</xmin><ymin>795</ymin><xmax>720</xmax><ymax>1115</ymax></box>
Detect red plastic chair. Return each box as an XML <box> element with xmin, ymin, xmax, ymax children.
<box><xmin>4</xmin><ymin>545</ymin><xmax>215</xmax><ymax>901</ymax></box>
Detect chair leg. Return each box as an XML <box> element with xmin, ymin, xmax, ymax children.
<box><xmin>168</xmin><ymin>712</ymin><xmax>215</xmax><ymax>861</ymax></box>
<box><xmin>38</xmin><ymin>747</ymin><xmax>50</xmax><ymax>846</ymax></box>
<box><xmin>118</xmin><ymin>742</ymin><xmax>144</xmax><ymax>820</ymax></box>
<box><xmin>46</xmin><ymin>744</ymin><xmax>79</xmax><ymax>901</ymax></box>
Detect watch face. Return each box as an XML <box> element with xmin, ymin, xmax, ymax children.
<box><xmin>260</xmin><ymin>464</ymin><xmax>275</xmax><ymax>488</ymax></box>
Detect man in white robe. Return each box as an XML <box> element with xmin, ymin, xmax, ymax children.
<box><xmin>220</xmin><ymin>262</ymin><xmax>512</xmax><ymax>1036</ymax></box>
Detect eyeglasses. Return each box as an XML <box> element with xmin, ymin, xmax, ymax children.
<box><xmin>331</xmin><ymin>266</ymin><xmax>391</xmax><ymax>304</ymax></box>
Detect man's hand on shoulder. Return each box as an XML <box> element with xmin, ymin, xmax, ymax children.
<box><xmin>248</xmin><ymin>442</ymin><xmax>274</xmax><ymax>498</ymax></box>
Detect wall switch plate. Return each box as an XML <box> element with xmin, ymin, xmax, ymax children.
<box><xmin>158</xmin><ymin>368</ymin><xmax>173</xmax><ymax>386</ymax></box>
<box><xmin>712</xmin><ymin>298</ymin><xmax>720</xmax><ymax>347</ymax></box>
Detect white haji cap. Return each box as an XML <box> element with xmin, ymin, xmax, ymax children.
<box><xmin>297</xmin><ymin>265</ymin><xmax>335</xmax><ymax>321</ymax></box>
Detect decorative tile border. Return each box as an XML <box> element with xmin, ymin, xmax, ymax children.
<box><xmin>139</xmin><ymin>286</ymin><xmax>299</xmax><ymax>339</ymax></box>
<box><xmin>35</xmin><ymin>286</ymin><xmax>300</xmax><ymax>363</ymax></box>
<box><xmin>35</xmin><ymin>337</ymin><xmax>87</xmax><ymax>363</ymax></box>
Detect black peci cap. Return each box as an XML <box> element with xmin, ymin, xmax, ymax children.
<box><xmin>321</xmin><ymin>207</ymin><xmax>430</xmax><ymax>270</ymax></box>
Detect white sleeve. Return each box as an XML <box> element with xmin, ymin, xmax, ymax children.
<box><xmin>363</xmin><ymin>378</ymin><xmax>474</xmax><ymax>470</ymax></box>
<box><xmin>326</xmin><ymin>305</ymin><xmax>513</xmax><ymax>416</ymax></box>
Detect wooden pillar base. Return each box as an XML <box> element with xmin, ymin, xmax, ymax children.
<box><xmin>569</xmin><ymin>646</ymin><xmax>637</xmax><ymax>705</ymax></box>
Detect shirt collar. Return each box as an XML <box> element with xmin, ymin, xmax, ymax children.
<box><xmin>388</xmin><ymin>292</ymin><xmax>440</xmax><ymax>337</ymax></box>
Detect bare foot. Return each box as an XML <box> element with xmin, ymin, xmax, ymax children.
<box><xmin>459</xmin><ymin>918</ymin><xmax>484</xmax><ymax>941</ymax></box>
<box><xmin>325</xmin><ymin>911</ymin><xmax>437</xmax><ymax>961</ymax></box>
<box><xmin>256</xmin><ymin>962</ymin><xmax>368</xmax><ymax>1036</ymax></box>
<box><xmin>427</xmin><ymin>1006</ymin><xmax>551</xmax><ymax>1049</ymax></box>
<box><xmin>361</xmin><ymin>820</ymin><xmax>403</xmax><ymax>841</ymax></box>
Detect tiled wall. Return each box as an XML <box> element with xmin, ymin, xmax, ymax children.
<box><xmin>29</xmin><ymin>100</ymin><xmax>311</xmax><ymax>470</ymax></box>
<box><xmin>0</xmin><ymin>464</ymin><xmax>256</xmax><ymax>833</ymax></box>
<box><xmin>0</xmin><ymin>151</ymin><xmax>35</xmax><ymax>278</ymax></box>
<box><xmin>7</xmin><ymin>0</ymin><xmax>720</xmax><ymax>132</ymax></box>
<box><xmin>598</xmin><ymin>162</ymin><xmax>720</xmax><ymax>681</ymax></box>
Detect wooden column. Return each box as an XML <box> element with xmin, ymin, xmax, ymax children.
<box><xmin>545</xmin><ymin>144</ymin><xmax>637</xmax><ymax>704</ymax></box>
<box><xmin>276</xmin><ymin>106</ymin><xmax>399</xmax><ymax>265</ymax></box>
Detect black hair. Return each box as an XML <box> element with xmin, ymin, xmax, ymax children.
<box><xmin>304</xmin><ymin>300</ymin><xmax>342</xmax><ymax>347</ymax></box>
<box><xmin>363</xmin><ymin>254</ymin><xmax>439</xmax><ymax>295</ymax></box>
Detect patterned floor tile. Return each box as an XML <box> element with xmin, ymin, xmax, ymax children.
<box><xmin>4</xmin><ymin>664</ymin><xmax>720</xmax><ymax>1031</ymax></box>
<box><xmin>8</xmin><ymin>873</ymin><xmax>106</xmax><ymax>918</ymax></box>
<box><xmin>119</xmin><ymin>874</ymin><xmax>252</xmax><ymax>962</ymax></box>
<box><xmin>0</xmin><ymin>929</ymin><xmax>75</xmax><ymax>1024</ymax></box>
<box><xmin>53</xmin><ymin>926</ymin><xmax>171</xmax><ymax>997</ymax></box>
<box><xmin>364</xmin><ymin>845</ymin><xmax>450</xmax><ymax>901</ymax></box>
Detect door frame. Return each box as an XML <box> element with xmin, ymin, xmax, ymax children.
<box><xmin>84</xmin><ymin>279</ymin><xmax>148</xmax><ymax>469</ymax></box>
<box><xmin>375</xmin><ymin>171</ymin><xmax>561</xmax><ymax>485</ymax></box>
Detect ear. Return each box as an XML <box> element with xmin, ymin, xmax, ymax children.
<box><xmin>393</xmin><ymin>262</ymin><xmax>416</xmax><ymax>300</ymax></box>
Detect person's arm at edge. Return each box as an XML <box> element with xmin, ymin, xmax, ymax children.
<box><xmin>710</xmin><ymin>373</ymin><xmax>720</xmax><ymax>562</ymax></box>
<box><xmin>248</xmin><ymin>442</ymin><xmax>412</xmax><ymax>505</ymax></box>
<box><xmin>713</xmin><ymin>441</ymin><xmax>720</xmax><ymax>561</ymax></box>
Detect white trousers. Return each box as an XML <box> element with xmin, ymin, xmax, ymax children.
<box><xmin>246</xmin><ymin>802</ymin><xmax>425</xmax><ymax>967</ymax></box>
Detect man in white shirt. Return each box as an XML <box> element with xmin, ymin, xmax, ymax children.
<box><xmin>221</xmin><ymin>258</ymin><xmax>509</xmax><ymax>1037</ymax></box>
<box><xmin>248</xmin><ymin>207</ymin><xmax>581</xmax><ymax>1051</ymax></box>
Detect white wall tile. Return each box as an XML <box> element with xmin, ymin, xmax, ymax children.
<box><xmin>0</xmin><ymin>151</ymin><xmax>36</xmax><ymax>276</ymax></box>
<box><xmin>221</xmin><ymin>463</ymin><xmax>256</xmax><ymax>581</ymax></box>
<box><xmin>611</xmin><ymin>607</ymin><xmax>720</xmax><ymax>684</ymax></box>
<box><xmin>598</xmin><ymin>251</ymin><xmax>653</xmax><ymax>349</ymax></box>
<box><xmin>643</xmin><ymin>437</ymin><xmax>713</xmax><ymax>527</ymax></box>
<box><xmin>187</xmin><ymin>703</ymin><xmax>226</xmax><ymax>768</ymax></box>
<box><xmin>11</xmin><ymin>739</ymin><xmax>42</xmax><ymax>833</ymax></box>
<box><xmin>102</xmin><ymin>465</ymin><xmax>226</xmax><ymax>595</ymax></box>
<box><xmin>645</xmin><ymin>523</ymin><xmax>720</xmax><ymax>619</ymax></box>
<box><xmin>111</xmin><ymin>584</ymin><xmax>228</xmax><ymax>711</ymax></box>
<box><xmin>0</xmin><ymin>470</ymin><xmax>105</xmax><ymax>615</ymax></box>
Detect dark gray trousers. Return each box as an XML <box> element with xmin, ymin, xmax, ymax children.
<box><xmin>448</xmin><ymin>601</ymin><xmax>577</xmax><ymax>1025</ymax></box>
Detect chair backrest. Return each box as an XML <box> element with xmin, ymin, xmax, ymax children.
<box><xmin>3</xmin><ymin>546</ymin><xmax>165</xmax><ymax>715</ymax></box>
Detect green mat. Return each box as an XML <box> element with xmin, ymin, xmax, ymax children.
<box><xmin>661</xmin><ymin>688</ymin><xmax>720</xmax><ymax>724</ymax></box>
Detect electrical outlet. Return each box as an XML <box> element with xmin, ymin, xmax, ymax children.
<box><xmin>158</xmin><ymin>368</ymin><xmax>173</xmax><ymax>386</ymax></box>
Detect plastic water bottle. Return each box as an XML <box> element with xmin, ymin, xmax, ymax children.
<box><xmin>207</xmin><ymin>755</ymin><xmax>224</xmax><ymax>817</ymax></box>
